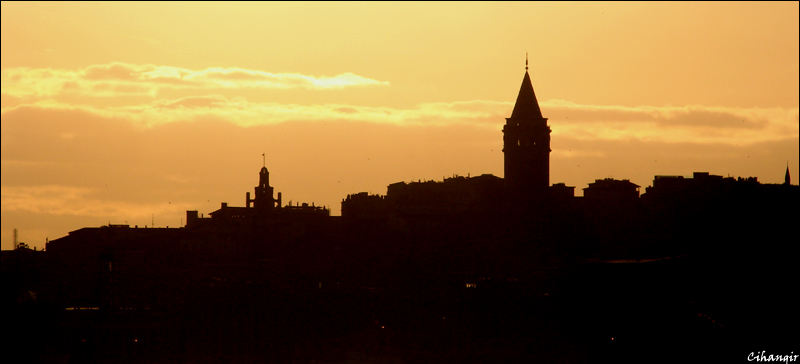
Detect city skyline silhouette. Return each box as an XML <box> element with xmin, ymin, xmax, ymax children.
<box><xmin>5</xmin><ymin>56</ymin><xmax>799</xmax><ymax>364</ymax></box>
<box><xmin>2</xmin><ymin>3</ymin><xmax>799</xmax><ymax>363</ymax></box>
<box><xmin>2</xmin><ymin>2</ymin><xmax>798</xmax><ymax>250</ymax></box>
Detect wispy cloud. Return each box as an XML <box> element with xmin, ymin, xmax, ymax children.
<box><xmin>3</xmin><ymin>63</ymin><xmax>794</xmax><ymax>146</ymax></box>
<box><xmin>1</xmin><ymin>62</ymin><xmax>389</xmax><ymax>98</ymax></box>
<box><xmin>542</xmin><ymin>100</ymin><xmax>799</xmax><ymax>144</ymax></box>
<box><xmin>2</xmin><ymin>97</ymin><xmax>796</xmax><ymax>145</ymax></box>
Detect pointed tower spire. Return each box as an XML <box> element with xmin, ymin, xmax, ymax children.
<box><xmin>510</xmin><ymin>69</ymin><xmax>544</xmax><ymax>120</ymax></box>
<box><xmin>785</xmin><ymin>163</ymin><xmax>791</xmax><ymax>185</ymax></box>
<box><xmin>510</xmin><ymin>55</ymin><xmax>544</xmax><ymax>120</ymax></box>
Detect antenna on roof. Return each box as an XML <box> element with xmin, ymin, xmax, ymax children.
<box><xmin>525</xmin><ymin>52</ymin><xmax>528</xmax><ymax>71</ymax></box>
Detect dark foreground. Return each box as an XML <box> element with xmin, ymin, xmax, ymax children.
<box><xmin>6</xmin><ymin>253</ymin><xmax>796</xmax><ymax>364</ymax></box>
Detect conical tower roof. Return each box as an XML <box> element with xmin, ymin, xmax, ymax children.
<box><xmin>510</xmin><ymin>70</ymin><xmax>544</xmax><ymax>120</ymax></box>
<box><xmin>786</xmin><ymin>165</ymin><xmax>791</xmax><ymax>185</ymax></box>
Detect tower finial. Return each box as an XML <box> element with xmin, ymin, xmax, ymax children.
<box><xmin>525</xmin><ymin>52</ymin><xmax>528</xmax><ymax>71</ymax></box>
<box><xmin>262</xmin><ymin>153</ymin><xmax>265</xmax><ymax>168</ymax></box>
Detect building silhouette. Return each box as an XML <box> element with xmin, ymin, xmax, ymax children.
<box><xmin>503</xmin><ymin>62</ymin><xmax>551</xmax><ymax>201</ymax></box>
<box><xmin>186</xmin><ymin>164</ymin><xmax>328</xmax><ymax>229</ymax></box>
<box><xmin>583</xmin><ymin>178</ymin><xmax>640</xmax><ymax>202</ymax></box>
<box><xmin>249</xmin><ymin>165</ymin><xmax>280</xmax><ymax>210</ymax></box>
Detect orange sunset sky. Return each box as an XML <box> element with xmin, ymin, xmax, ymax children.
<box><xmin>2</xmin><ymin>2</ymin><xmax>798</xmax><ymax>250</ymax></box>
